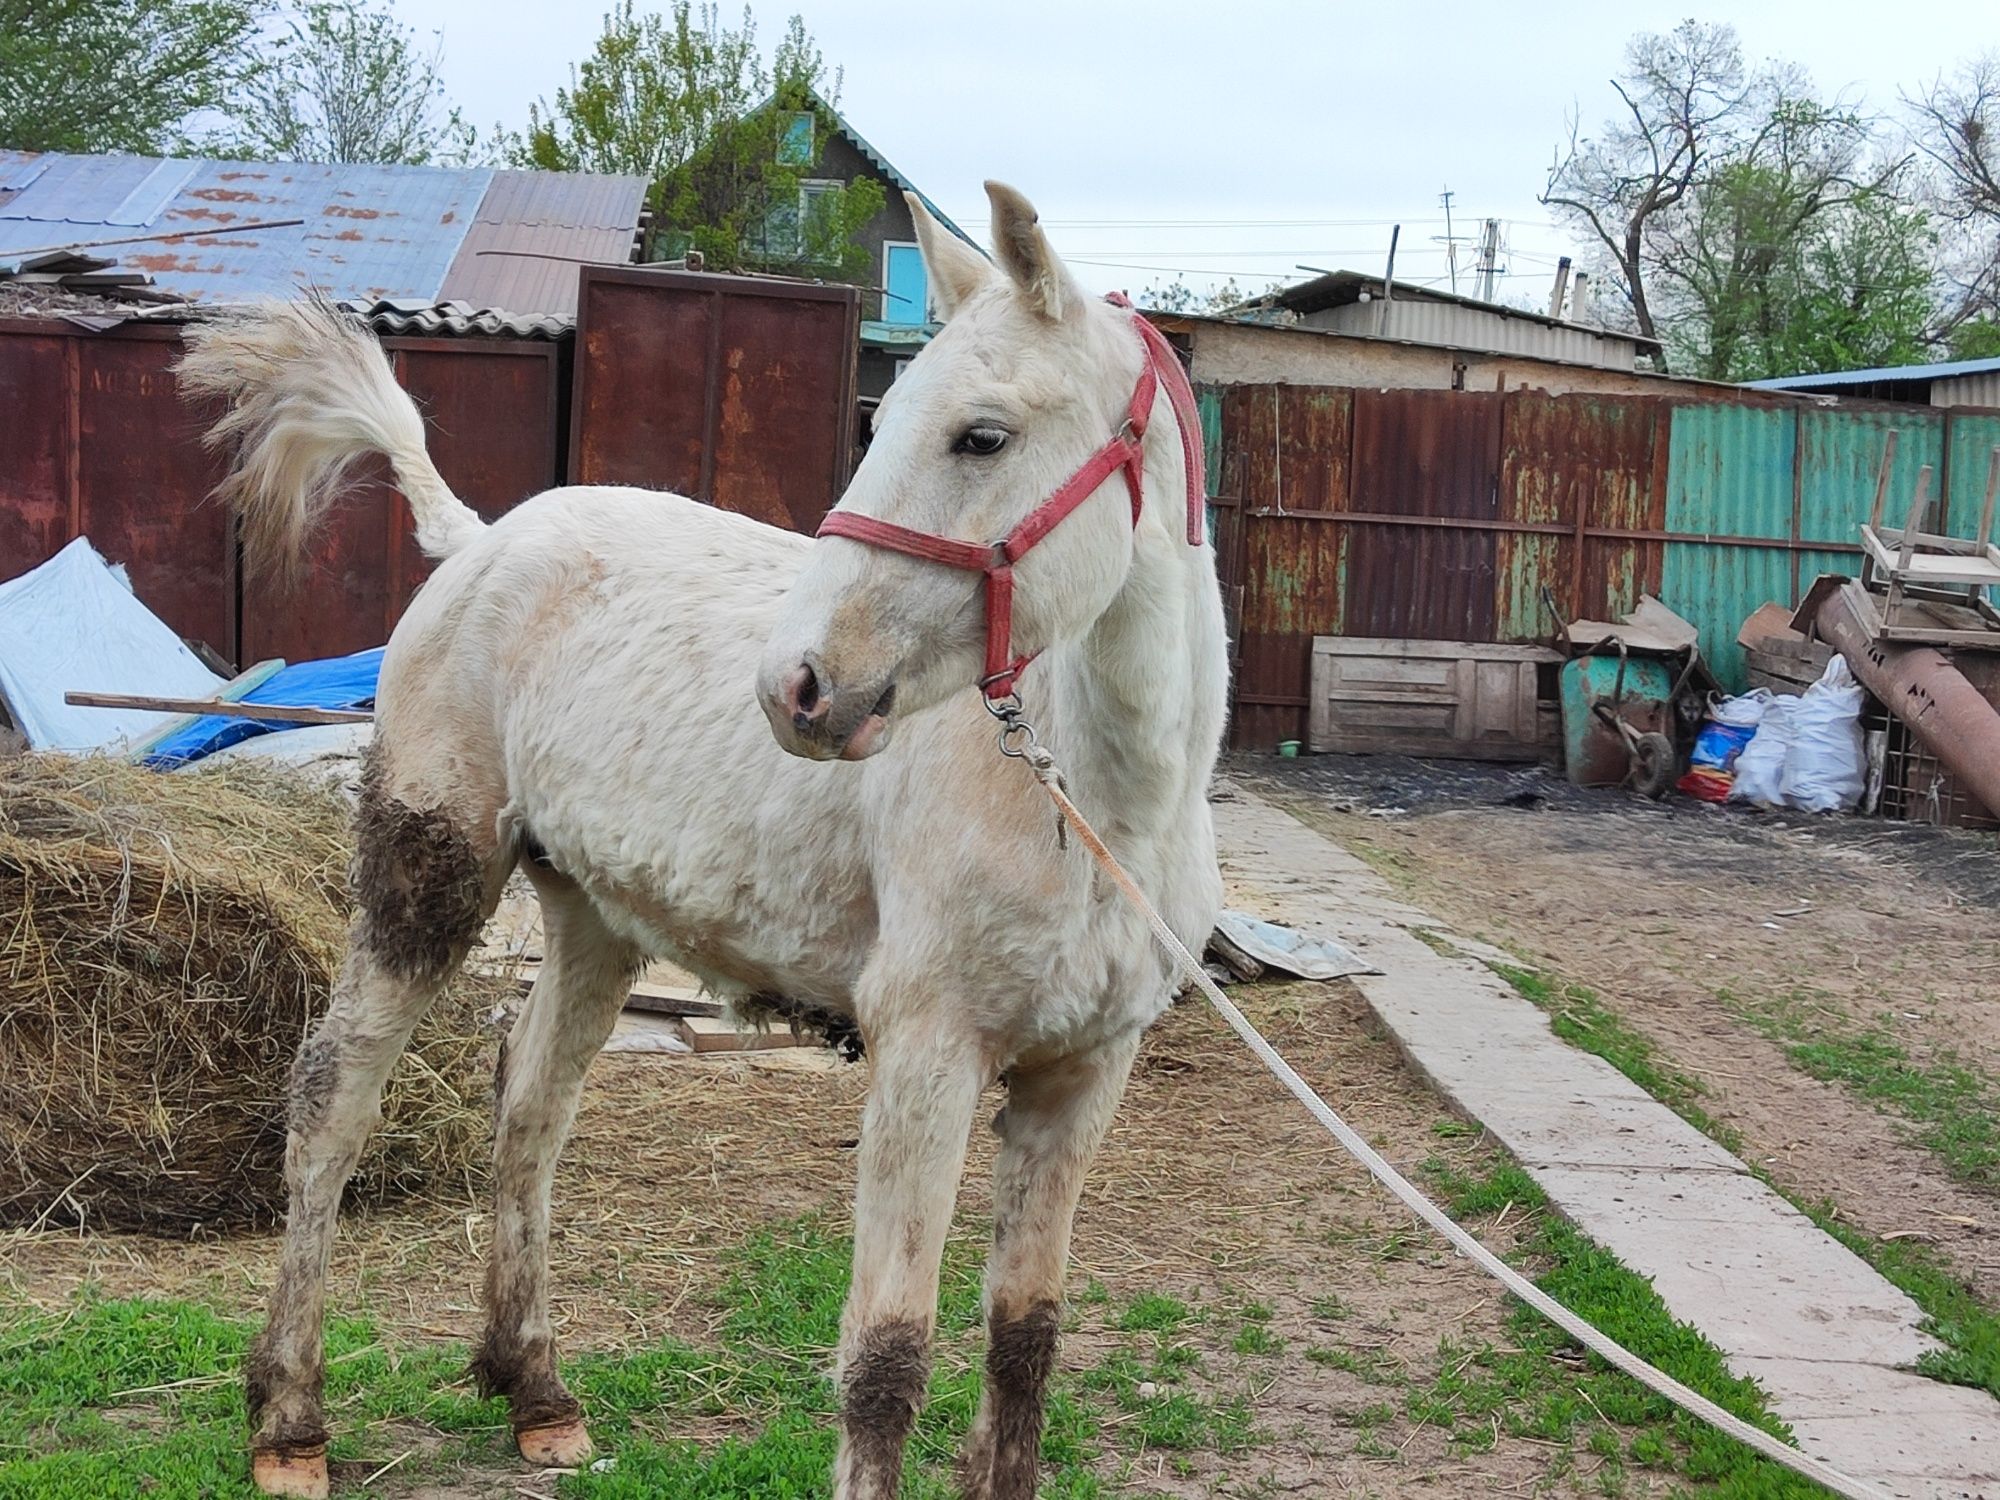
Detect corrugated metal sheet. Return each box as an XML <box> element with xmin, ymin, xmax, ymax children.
<box><xmin>1946</xmin><ymin>412</ymin><xmax>2000</xmax><ymax>535</ymax></box>
<box><xmin>0</xmin><ymin>152</ymin><xmax>645</xmax><ymax>315</ymax></box>
<box><xmin>340</xmin><ymin>297</ymin><xmax>571</xmax><ymax>341</ymax></box>
<box><xmin>1300</xmin><ymin>300</ymin><xmax>1640</xmax><ymax>370</ymax></box>
<box><xmin>1659</xmin><ymin>404</ymin><xmax>1797</xmax><ymax>686</ymax></box>
<box><xmin>1936</xmin><ymin>372</ymin><xmax>2000</xmax><ymax>410</ymax></box>
<box><xmin>1341</xmin><ymin>389</ymin><xmax>1503</xmax><ymax>641</ymax></box>
<box><xmin>439</xmin><ymin>169</ymin><xmax>647</xmax><ymax>318</ymax></box>
<box><xmin>1496</xmin><ymin>392</ymin><xmax>1665</xmax><ymax>638</ymax></box>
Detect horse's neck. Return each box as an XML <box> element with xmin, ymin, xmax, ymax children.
<box><xmin>1042</xmin><ymin>442</ymin><xmax>1226</xmax><ymax>841</ymax></box>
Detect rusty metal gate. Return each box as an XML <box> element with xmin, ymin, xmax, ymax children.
<box><xmin>569</xmin><ymin>266</ymin><xmax>861</xmax><ymax>534</ymax></box>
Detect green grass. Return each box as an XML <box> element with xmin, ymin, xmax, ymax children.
<box><xmin>0</xmin><ymin>1217</ymin><xmax>1284</xmax><ymax>1499</ymax></box>
<box><xmin>1722</xmin><ymin>987</ymin><xmax>2000</xmax><ymax>1188</ymax></box>
<box><xmin>1491</xmin><ymin>961</ymin><xmax>2000</xmax><ymax>1404</ymax></box>
<box><xmin>1413</xmin><ymin>1157</ymin><xmax>1826</xmax><ymax>1495</ymax></box>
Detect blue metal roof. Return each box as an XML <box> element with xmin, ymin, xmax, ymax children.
<box><xmin>1745</xmin><ymin>356</ymin><xmax>2000</xmax><ymax>391</ymax></box>
<box><xmin>0</xmin><ymin>151</ymin><xmax>492</xmax><ymax>305</ymax></box>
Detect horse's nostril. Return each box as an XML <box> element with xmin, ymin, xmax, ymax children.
<box><xmin>870</xmin><ymin>682</ymin><xmax>896</xmax><ymax>718</ymax></box>
<box><xmin>795</xmin><ymin>664</ymin><xmax>820</xmax><ymax>715</ymax></box>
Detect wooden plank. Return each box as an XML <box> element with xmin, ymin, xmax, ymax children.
<box><xmin>673</xmin><ymin>1015</ymin><xmax>806</xmax><ymax>1053</ymax></box>
<box><xmin>511</xmin><ymin>970</ymin><xmax>725</xmax><ymax>1019</ymax></box>
<box><xmin>1312</xmin><ymin>637</ymin><xmax>1562</xmax><ymax>664</ymax></box>
<box><xmin>65</xmin><ymin>692</ymin><xmax>372</xmax><ymax>725</ymax></box>
<box><xmin>125</xmin><ymin>658</ymin><xmax>285</xmax><ymax>758</ymax></box>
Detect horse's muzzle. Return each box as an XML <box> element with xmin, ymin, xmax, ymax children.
<box><xmin>760</xmin><ymin>659</ymin><xmax>896</xmax><ymax>761</ymax></box>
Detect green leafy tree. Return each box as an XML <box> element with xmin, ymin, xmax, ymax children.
<box><xmin>510</xmin><ymin>3</ymin><xmax>881</xmax><ymax>278</ymax></box>
<box><xmin>0</xmin><ymin>0</ymin><xmax>264</xmax><ymax>154</ymax></box>
<box><xmin>227</xmin><ymin>1</ymin><xmax>478</xmax><ymax>166</ymax></box>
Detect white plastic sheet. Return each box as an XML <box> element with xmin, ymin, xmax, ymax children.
<box><xmin>0</xmin><ymin>538</ymin><xmax>221</xmax><ymax>751</ymax></box>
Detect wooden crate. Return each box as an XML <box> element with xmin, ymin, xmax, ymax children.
<box><xmin>1308</xmin><ymin>638</ymin><xmax>1561</xmax><ymax>760</ymax></box>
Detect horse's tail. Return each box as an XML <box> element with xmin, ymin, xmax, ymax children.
<box><xmin>178</xmin><ymin>292</ymin><xmax>485</xmax><ymax>581</ymax></box>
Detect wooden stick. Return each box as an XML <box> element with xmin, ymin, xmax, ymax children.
<box><xmin>125</xmin><ymin>658</ymin><xmax>285</xmax><ymax>758</ymax></box>
<box><xmin>1870</xmin><ymin>430</ymin><xmax>1900</xmax><ymax>531</ymax></box>
<box><xmin>1982</xmin><ymin>445</ymin><xmax>2000</xmax><ymax>548</ymax></box>
<box><xmin>1897</xmin><ymin>465</ymin><xmax>1932</xmax><ymax>574</ymax></box>
<box><xmin>65</xmin><ymin>692</ymin><xmax>371</xmax><ymax>725</ymax></box>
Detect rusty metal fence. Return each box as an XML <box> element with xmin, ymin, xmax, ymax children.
<box><xmin>1208</xmin><ymin>382</ymin><xmax>2000</xmax><ymax>749</ymax></box>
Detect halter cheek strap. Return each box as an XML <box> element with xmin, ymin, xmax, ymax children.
<box><xmin>815</xmin><ymin>296</ymin><xmax>1206</xmax><ymax>701</ymax></box>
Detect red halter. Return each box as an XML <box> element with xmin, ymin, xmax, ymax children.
<box><xmin>815</xmin><ymin>296</ymin><xmax>1206</xmax><ymax>702</ymax></box>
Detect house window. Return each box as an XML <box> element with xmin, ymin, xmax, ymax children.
<box><xmin>777</xmin><ymin>111</ymin><xmax>814</xmax><ymax>166</ymax></box>
<box><xmin>756</xmin><ymin>179</ymin><xmax>843</xmax><ymax>263</ymax></box>
<box><xmin>882</xmin><ymin>241</ymin><xmax>927</xmax><ymax>326</ymax></box>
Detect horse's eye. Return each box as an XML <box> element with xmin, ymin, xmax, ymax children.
<box><xmin>954</xmin><ymin>426</ymin><xmax>1009</xmax><ymax>456</ymax></box>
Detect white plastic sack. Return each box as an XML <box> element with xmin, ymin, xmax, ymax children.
<box><xmin>1781</xmin><ymin>656</ymin><xmax>1868</xmax><ymax>813</ymax></box>
<box><xmin>1730</xmin><ymin>697</ymin><xmax>1795</xmax><ymax>807</ymax></box>
<box><xmin>1709</xmin><ymin>690</ymin><xmax>1772</xmax><ymax>728</ymax></box>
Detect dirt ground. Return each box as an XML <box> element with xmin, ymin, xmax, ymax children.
<box><xmin>1248</xmin><ymin>750</ymin><xmax>2000</xmax><ymax>1306</ymax></box>
<box><xmin>1</xmin><ymin>979</ymin><xmax>1685</xmax><ymax>1497</ymax></box>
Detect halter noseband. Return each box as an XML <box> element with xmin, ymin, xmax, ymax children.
<box><xmin>814</xmin><ymin>294</ymin><xmax>1206</xmax><ymax>702</ymax></box>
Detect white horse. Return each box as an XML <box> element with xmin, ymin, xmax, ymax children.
<box><xmin>179</xmin><ymin>182</ymin><xmax>1228</xmax><ymax>1500</ymax></box>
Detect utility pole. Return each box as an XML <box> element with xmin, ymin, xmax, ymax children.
<box><xmin>1433</xmin><ymin>188</ymin><xmax>1468</xmax><ymax>294</ymax></box>
<box><xmin>1377</xmin><ymin>224</ymin><xmax>1400</xmax><ymax>336</ymax></box>
<box><xmin>1472</xmin><ymin>218</ymin><xmax>1500</xmax><ymax>303</ymax></box>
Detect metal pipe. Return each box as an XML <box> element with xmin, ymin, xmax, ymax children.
<box><xmin>1548</xmin><ymin>256</ymin><xmax>1572</xmax><ymax>318</ymax></box>
<box><xmin>1377</xmin><ymin>225</ymin><xmax>1400</xmax><ymax>336</ymax></box>
<box><xmin>1814</xmin><ymin>580</ymin><xmax>2000</xmax><ymax>817</ymax></box>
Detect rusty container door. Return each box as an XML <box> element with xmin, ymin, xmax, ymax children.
<box><xmin>1340</xmin><ymin>389</ymin><xmax>1504</xmax><ymax>642</ymax></box>
<box><xmin>1219</xmin><ymin>384</ymin><xmax>1354</xmax><ymax>750</ymax></box>
<box><xmin>240</xmin><ymin>338</ymin><xmax>560</xmax><ymax>663</ymax></box>
<box><xmin>569</xmin><ymin>267</ymin><xmax>861</xmax><ymax>534</ymax></box>
<box><xmin>0</xmin><ymin>326</ymin><xmax>71</xmax><ymax>580</ymax></box>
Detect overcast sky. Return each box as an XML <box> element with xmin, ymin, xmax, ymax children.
<box><xmin>396</xmin><ymin>0</ymin><xmax>1996</xmax><ymax>306</ymax></box>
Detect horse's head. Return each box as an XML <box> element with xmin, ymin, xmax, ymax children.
<box><xmin>758</xmin><ymin>182</ymin><xmax>1156</xmax><ymax>761</ymax></box>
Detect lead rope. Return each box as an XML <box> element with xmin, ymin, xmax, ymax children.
<box><xmin>1009</xmin><ymin>741</ymin><xmax>1887</xmax><ymax>1500</ymax></box>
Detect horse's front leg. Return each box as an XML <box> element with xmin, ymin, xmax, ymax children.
<box><xmin>833</xmin><ymin>985</ymin><xmax>988</xmax><ymax>1500</ymax></box>
<box><xmin>959</xmin><ymin>1032</ymin><xmax>1141</xmax><ymax>1500</ymax></box>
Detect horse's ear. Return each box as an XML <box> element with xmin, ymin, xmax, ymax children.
<box><xmin>906</xmin><ymin>192</ymin><xmax>987</xmax><ymax>321</ymax></box>
<box><xmin>985</xmin><ymin>181</ymin><xmax>1081</xmax><ymax>322</ymax></box>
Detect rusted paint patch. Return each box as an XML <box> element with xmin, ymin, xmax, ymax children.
<box><xmin>192</xmin><ymin>186</ymin><xmax>261</xmax><ymax>202</ymax></box>
<box><xmin>324</xmin><ymin>204</ymin><xmax>383</xmax><ymax>219</ymax></box>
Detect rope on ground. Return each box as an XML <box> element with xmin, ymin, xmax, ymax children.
<box><xmin>1021</xmin><ymin>747</ymin><xmax>1889</xmax><ymax>1500</ymax></box>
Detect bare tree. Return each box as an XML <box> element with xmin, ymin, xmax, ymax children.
<box><xmin>1905</xmin><ymin>52</ymin><xmax>2000</xmax><ymax>342</ymax></box>
<box><xmin>1542</xmin><ymin>21</ymin><xmax>1751</xmax><ymax>364</ymax></box>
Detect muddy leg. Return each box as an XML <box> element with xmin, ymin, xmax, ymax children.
<box><xmin>960</xmin><ymin>1034</ymin><xmax>1140</xmax><ymax>1500</ymax></box>
<box><xmin>247</xmin><ymin>948</ymin><xmax>462</xmax><ymax>1498</ymax></box>
<box><xmin>247</xmin><ymin>760</ymin><xmax>495</xmax><ymax>1500</ymax></box>
<box><xmin>833</xmin><ymin>1007</ymin><xmax>987</xmax><ymax>1500</ymax></box>
<box><xmin>472</xmin><ymin>875</ymin><xmax>639</xmax><ymax>1469</ymax></box>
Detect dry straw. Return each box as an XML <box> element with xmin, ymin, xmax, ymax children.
<box><xmin>0</xmin><ymin>753</ymin><xmax>500</xmax><ymax>1235</ymax></box>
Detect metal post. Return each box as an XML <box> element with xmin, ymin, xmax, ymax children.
<box><xmin>1548</xmin><ymin>256</ymin><xmax>1572</xmax><ymax>318</ymax></box>
<box><xmin>1377</xmin><ymin>225</ymin><xmax>1400</xmax><ymax>336</ymax></box>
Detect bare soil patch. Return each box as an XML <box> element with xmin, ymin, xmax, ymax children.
<box><xmin>1247</xmin><ymin>751</ymin><xmax>2000</xmax><ymax>1304</ymax></box>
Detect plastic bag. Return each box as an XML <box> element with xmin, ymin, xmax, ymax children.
<box><xmin>1782</xmin><ymin>657</ymin><xmax>1867</xmax><ymax>813</ymax></box>
<box><xmin>1730</xmin><ymin>697</ymin><xmax>1795</xmax><ymax>807</ymax></box>
<box><xmin>1690</xmin><ymin>690</ymin><xmax>1771</xmax><ymax>772</ymax></box>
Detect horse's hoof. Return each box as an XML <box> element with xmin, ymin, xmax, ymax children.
<box><xmin>251</xmin><ymin>1446</ymin><xmax>329</xmax><ymax>1499</ymax></box>
<box><xmin>517</xmin><ymin>1417</ymin><xmax>593</xmax><ymax>1468</ymax></box>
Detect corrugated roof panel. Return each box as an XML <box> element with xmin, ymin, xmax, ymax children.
<box><xmin>0</xmin><ymin>151</ymin><xmax>175</xmax><ymax>223</ymax></box>
<box><xmin>105</xmin><ymin>158</ymin><xmax>200</xmax><ymax>226</ymax></box>
<box><xmin>0</xmin><ymin>153</ymin><xmax>50</xmax><ymax>194</ymax></box>
<box><xmin>439</xmin><ymin>169</ymin><xmax>646</xmax><ymax>316</ymax></box>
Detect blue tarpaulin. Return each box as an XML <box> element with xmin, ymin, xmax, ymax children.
<box><xmin>145</xmin><ymin>648</ymin><xmax>383</xmax><ymax>767</ymax></box>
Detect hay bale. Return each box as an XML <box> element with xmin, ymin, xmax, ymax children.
<box><xmin>0</xmin><ymin>753</ymin><xmax>501</xmax><ymax>1234</ymax></box>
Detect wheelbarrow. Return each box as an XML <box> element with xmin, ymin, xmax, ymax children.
<box><xmin>1543</xmin><ymin>588</ymin><xmax>1702</xmax><ymax>798</ymax></box>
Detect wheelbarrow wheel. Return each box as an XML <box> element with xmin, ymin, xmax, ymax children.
<box><xmin>1630</xmin><ymin>732</ymin><xmax>1677</xmax><ymax>799</ymax></box>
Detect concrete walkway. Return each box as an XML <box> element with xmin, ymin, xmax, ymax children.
<box><xmin>1212</xmin><ymin>782</ymin><xmax>2000</xmax><ymax>1500</ymax></box>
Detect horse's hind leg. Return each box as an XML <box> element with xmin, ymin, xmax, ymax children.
<box><xmin>248</xmin><ymin>757</ymin><xmax>502</xmax><ymax>1500</ymax></box>
<box><xmin>472</xmin><ymin>870</ymin><xmax>639</xmax><ymax>1470</ymax></box>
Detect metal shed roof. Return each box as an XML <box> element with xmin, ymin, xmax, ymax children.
<box><xmin>1247</xmin><ymin>268</ymin><xmax>1662</xmax><ymax>352</ymax></box>
<box><xmin>0</xmin><ymin>152</ymin><xmax>646</xmax><ymax>315</ymax></box>
<box><xmin>1744</xmin><ymin>356</ymin><xmax>2000</xmax><ymax>391</ymax></box>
